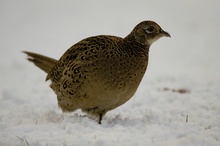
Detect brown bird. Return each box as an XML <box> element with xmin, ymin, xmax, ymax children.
<box><xmin>23</xmin><ymin>20</ymin><xmax>170</xmax><ymax>124</ymax></box>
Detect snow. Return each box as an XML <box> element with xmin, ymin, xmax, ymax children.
<box><xmin>0</xmin><ymin>0</ymin><xmax>220</xmax><ymax>146</ymax></box>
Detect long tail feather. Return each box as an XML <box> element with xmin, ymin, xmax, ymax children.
<box><xmin>23</xmin><ymin>51</ymin><xmax>58</xmax><ymax>73</ymax></box>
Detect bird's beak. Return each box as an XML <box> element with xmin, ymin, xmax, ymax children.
<box><xmin>160</xmin><ymin>29</ymin><xmax>171</xmax><ymax>37</ymax></box>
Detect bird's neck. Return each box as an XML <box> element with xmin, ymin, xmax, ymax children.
<box><xmin>123</xmin><ymin>34</ymin><xmax>149</xmax><ymax>57</ymax></box>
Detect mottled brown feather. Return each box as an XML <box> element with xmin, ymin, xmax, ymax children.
<box><xmin>23</xmin><ymin>20</ymin><xmax>170</xmax><ymax>124</ymax></box>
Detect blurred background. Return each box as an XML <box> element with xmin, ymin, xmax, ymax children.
<box><xmin>1</xmin><ymin>1</ymin><xmax>219</xmax><ymax>145</ymax></box>
<box><xmin>0</xmin><ymin>0</ymin><xmax>220</xmax><ymax>96</ymax></box>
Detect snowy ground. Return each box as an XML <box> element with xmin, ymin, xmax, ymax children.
<box><xmin>0</xmin><ymin>0</ymin><xmax>220</xmax><ymax>146</ymax></box>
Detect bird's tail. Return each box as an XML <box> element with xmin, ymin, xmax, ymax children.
<box><xmin>23</xmin><ymin>51</ymin><xmax>58</xmax><ymax>74</ymax></box>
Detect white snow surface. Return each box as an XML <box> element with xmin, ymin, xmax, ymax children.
<box><xmin>0</xmin><ymin>0</ymin><xmax>220</xmax><ymax>146</ymax></box>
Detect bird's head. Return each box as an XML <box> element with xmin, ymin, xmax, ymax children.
<box><xmin>127</xmin><ymin>20</ymin><xmax>171</xmax><ymax>47</ymax></box>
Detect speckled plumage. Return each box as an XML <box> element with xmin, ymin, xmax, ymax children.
<box><xmin>24</xmin><ymin>20</ymin><xmax>170</xmax><ymax>124</ymax></box>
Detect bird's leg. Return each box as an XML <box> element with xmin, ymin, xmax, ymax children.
<box><xmin>98</xmin><ymin>113</ymin><xmax>103</xmax><ymax>124</ymax></box>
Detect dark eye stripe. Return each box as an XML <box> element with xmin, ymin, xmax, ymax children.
<box><xmin>147</xmin><ymin>26</ymin><xmax>154</xmax><ymax>32</ymax></box>
<box><xmin>146</xmin><ymin>26</ymin><xmax>154</xmax><ymax>34</ymax></box>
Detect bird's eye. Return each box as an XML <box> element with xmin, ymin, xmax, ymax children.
<box><xmin>146</xmin><ymin>26</ymin><xmax>155</xmax><ymax>34</ymax></box>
